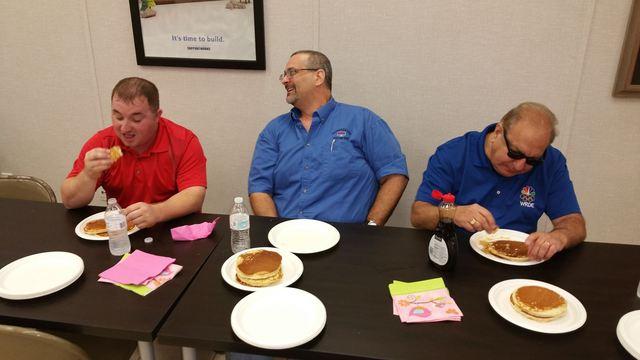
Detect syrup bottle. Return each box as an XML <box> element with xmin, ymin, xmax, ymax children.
<box><xmin>428</xmin><ymin>190</ymin><xmax>458</xmax><ymax>271</ymax></box>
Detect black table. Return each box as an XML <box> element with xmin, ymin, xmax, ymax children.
<box><xmin>0</xmin><ymin>199</ymin><xmax>223</xmax><ymax>360</ymax></box>
<box><xmin>158</xmin><ymin>215</ymin><xmax>640</xmax><ymax>359</ymax></box>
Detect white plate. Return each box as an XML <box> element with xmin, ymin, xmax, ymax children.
<box><xmin>0</xmin><ymin>252</ymin><xmax>84</xmax><ymax>300</ymax></box>
<box><xmin>617</xmin><ymin>310</ymin><xmax>640</xmax><ymax>358</ymax></box>
<box><xmin>75</xmin><ymin>211</ymin><xmax>140</xmax><ymax>241</ymax></box>
<box><xmin>470</xmin><ymin>229</ymin><xmax>545</xmax><ymax>266</ymax></box>
<box><xmin>268</xmin><ymin>219</ymin><xmax>340</xmax><ymax>254</ymax></box>
<box><xmin>221</xmin><ymin>247</ymin><xmax>303</xmax><ymax>292</ymax></box>
<box><xmin>488</xmin><ymin>279</ymin><xmax>587</xmax><ymax>334</ymax></box>
<box><xmin>231</xmin><ymin>287</ymin><xmax>326</xmax><ymax>349</ymax></box>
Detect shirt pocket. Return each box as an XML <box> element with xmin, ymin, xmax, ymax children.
<box><xmin>323</xmin><ymin>137</ymin><xmax>360</xmax><ymax>181</ymax></box>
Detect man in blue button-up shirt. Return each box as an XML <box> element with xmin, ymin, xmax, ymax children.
<box><xmin>411</xmin><ymin>102</ymin><xmax>586</xmax><ymax>260</ymax></box>
<box><xmin>248</xmin><ymin>50</ymin><xmax>408</xmax><ymax>225</ymax></box>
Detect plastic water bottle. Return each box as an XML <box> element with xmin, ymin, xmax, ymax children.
<box><xmin>105</xmin><ymin>198</ymin><xmax>131</xmax><ymax>256</ymax></box>
<box><xmin>230</xmin><ymin>197</ymin><xmax>250</xmax><ymax>253</ymax></box>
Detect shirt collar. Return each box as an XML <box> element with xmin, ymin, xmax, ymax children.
<box><xmin>473</xmin><ymin>123</ymin><xmax>497</xmax><ymax>168</ymax></box>
<box><xmin>290</xmin><ymin>97</ymin><xmax>338</xmax><ymax>124</ymax></box>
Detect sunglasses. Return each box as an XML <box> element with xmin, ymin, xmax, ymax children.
<box><xmin>502</xmin><ymin>126</ymin><xmax>545</xmax><ymax>166</ymax></box>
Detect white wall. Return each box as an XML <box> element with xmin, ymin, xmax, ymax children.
<box><xmin>1</xmin><ymin>0</ymin><xmax>638</xmax><ymax>245</ymax></box>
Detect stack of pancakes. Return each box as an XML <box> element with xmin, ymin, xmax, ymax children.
<box><xmin>483</xmin><ymin>240</ymin><xmax>530</xmax><ymax>262</ymax></box>
<box><xmin>510</xmin><ymin>285</ymin><xmax>567</xmax><ymax>322</ymax></box>
<box><xmin>83</xmin><ymin>219</ymin><xmax>134</xmax><ymax>237</ymax></box>
<box><xmin>236</xmin><ymin>249</ymin><xmax>283</xmax><ymax>287</ymax></box>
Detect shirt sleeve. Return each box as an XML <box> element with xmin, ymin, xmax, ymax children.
<box><xmin>544</xmin><ymin>154</ymin><xmax>581</xmax><ymax>220</ymax></box>
<box><xmin>176</xmin><ymin>134</ymin><xmax>207</xmax><ymax>190</ymax></box>
<box><xmin>362</xmin><ymin>113</ymin><xmax>408</xmax><ymax>181</ymax></box>
<box><xmin>66</xmin><ymin>134</ymin><xmax>110</xmax><ymax>191</ymax></box>
<box><xmin>415</xmin><ymin>147</ymin><xmax>456</xmax><ymax>205</ymax></box>
<box><xmin>248</xmin><ymin>126</ymin><xmax>278</xmax><ymax>195</ymax></box>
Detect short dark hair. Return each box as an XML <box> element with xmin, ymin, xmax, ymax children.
<box><xmin>501</xmin><ymin>102</ymin><xmax>558</xmax><ymax>143</ymax></box>
<box><xmin>111</xmin><ymin>77</ymin><xmax>159</xmax><ymax>111</ymax></box>
<box><xmin>291</xmin><ymin>50</ymin><xmax>333</xmax><ymax>90</ymax></box>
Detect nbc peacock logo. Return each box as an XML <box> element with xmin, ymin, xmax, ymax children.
<box><xmin>520</xmin><ymin>186</ymin><xmax>535</xmax><ymax>208</ymax></box>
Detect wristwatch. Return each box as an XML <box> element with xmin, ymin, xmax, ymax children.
<box><xmin>367</xmin><ymin>219</ymin><xmax>378</xmax><ymax>226</ymax></box>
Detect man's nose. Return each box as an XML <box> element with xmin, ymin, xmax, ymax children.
<box><xmin>513</xmin><ymin>158</ymin><xmax>527</xmax><ymax>171</ymax></box>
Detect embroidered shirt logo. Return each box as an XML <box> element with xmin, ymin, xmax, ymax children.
<box><xmin>334</xmin><ymin>129</ymin><xmax>349</xmax><ymax>138</ymax></box>
<box><xmin>520</xmin><ymin>186</ymin><xmax>535</xmax><ymax>208</ymax></box>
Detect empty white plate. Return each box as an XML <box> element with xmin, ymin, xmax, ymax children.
<box><xmin>220</xmin><ymin>247</ymin><xmax>303</xmax><ymax>292</ymax></box>
<box><xmin>231</xmin><ymin>287</ymin><xmax>326</xmax><ymax>349</ymax></box>
<box><xmin>268</xmin><ymin>219</ymin><xmax>340</xmax><ymax>254</ymax></box>
<box><xmin>617</xmin><ymin>310</ymin><xmax>640</xmax><ymax>358</ymax></box>
<box><xmin>0</xmin><ymin>252</ymin><xmax>84</xmax><ymax>300</ymax></box>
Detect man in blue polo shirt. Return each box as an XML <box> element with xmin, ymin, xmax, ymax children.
<box><xmin>249</xmin><ymin>50</ymin><xmax>408</xmax><ymax>225</ymax></box>
<box><xmin>411</xmin><ymin>102</ymin><xmax>586</xmax><ymax>260</ymax></box>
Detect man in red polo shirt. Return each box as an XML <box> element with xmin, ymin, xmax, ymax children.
<box><xmin>62</xmin><ymin>77</ymin><xmax>207</xmax><ymax>229</ymax></box>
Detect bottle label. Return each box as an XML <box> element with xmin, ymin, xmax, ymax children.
<box><xmin>428</xmin><ymin>234</ymin><xmax>449</xmax><ymax>266</ymax></box>
<box><xmin>106</xmin><ymin>216</ymin><xmax>126</xmax><ymax>232</ymax></box>
<box><xmin>230</xmin><ymin>213</ymin><xmax>250</xmax><ymax>231</ymax></box>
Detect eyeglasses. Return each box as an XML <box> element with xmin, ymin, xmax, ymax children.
<box><xmin>278</xmin><ymin>68</ymin><xmax>319</xmax><ymax>81</ymax></box>
<box><xmin>502</xmin><ymin>126</ymin><xmax>545</xmax><ymax>166</ymax></box>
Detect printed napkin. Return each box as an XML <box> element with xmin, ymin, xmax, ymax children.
<box><xmin>99</xmin><ymin>252</ymin><xmax>182</xmax><ymax>296</ymax></box>
<box><xmin>171</xmin><ymin>217</ymin><xmax>220</xmax><ymax>241</ymax></box>
<box><xmin>389</xmin><ymin>278</ymin><xmax>463</xmax><ymax>323</ymax></box>
<box><xmin>99</xmin><ymin>250</ymin><xmax>175</xmax><ymax>285</ymax></box>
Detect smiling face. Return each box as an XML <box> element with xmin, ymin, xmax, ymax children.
<box><xmin>281</xmin><ymin>53</ymin><xmax>321</xmax><ymax>107</ymax></box>
<box><xmin>111</xmin><ymin>95</ymin><xmax>161</xmax><ymax>154</ymax></box>
<box><xmin>486</xmin><ymin>111</ymin><xmax>552</xmax><ymax>177</ymax></box>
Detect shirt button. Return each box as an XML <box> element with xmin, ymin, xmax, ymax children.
<box><xmin>304</xmin><ymin>165</ymin><xmax>309</xmax><ymax>170</ymax></box>
<box><xmin>496</xmin><ymin>190</ymin><xmax>501</xmax><ymax>195</ymax></box>
<box><xmin>298</xmin><ymin>210</ymin><xmax>303</xmax><ymax>215</ymax></box>
<box><xmin>136</xmin><ymin>169</ymin><xmax>141</xmax><ymax>175</ymax></box>
<box><xmin>303</xmin><ymin>188</ymin><xmax>308</xmax><ymax>193</ymax></box>
<box><xmin>305</xmin><ymin>143</ymin><xmax>310</xmax><ymax>147</ymax></box>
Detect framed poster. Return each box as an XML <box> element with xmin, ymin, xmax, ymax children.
<box><xmin>614</xmin><ymin>0</ymin><xmax>640</xmax><ymax>97</ymax></box>
<box><xmin>129</xmin><ymin>0</ymin><xmax>265</xmax><ymax>70</ymax></box>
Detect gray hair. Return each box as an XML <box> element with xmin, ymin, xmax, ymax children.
<box><xmin>291</xmin><ymin>50</ymin><xmax>333</xmax><ymax>91</ymax></box>
<box><xmin>501</xmin><ymin>102</ymin><xmax>558</xmax><ymax>143</ymax></box>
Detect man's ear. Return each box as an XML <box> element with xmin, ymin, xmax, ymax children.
<box><xmin>315</xmin><ymin>69</ymin><xmax>326</xmax><ymax>87</ymax></box>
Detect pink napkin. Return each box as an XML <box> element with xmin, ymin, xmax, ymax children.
<box><xmin>171</xmin><ymin>217</ymin><xmax>220</xmax><ymax>241</ymax></box>
<box><xmin>392</xmin><ymin>288</ymin><xmax>463</xmax><ymax>322</ymax></box>
<box><xmin>99</xmin><ymin>250</ymin><xmax>176</xmax><ymax>285</ymax></box>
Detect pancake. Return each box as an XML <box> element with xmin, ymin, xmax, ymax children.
<box><xmin>510</xmin><ymin>285</ymin><xmax>567</xmax><ymax>322</ymax></box>
<box><xmin>236</xmin><ymin>249</ymin><xmax>283</xmax><ymax>287</ymax></box>
<box><xmin>109</xmin><ymin>146</ymin><xmax>123</xmax><ymax>162</ymax></box>
<box><xmin>485</xmin><ymin>240</ymin><xmax>530</xmax><ymax>262</ymax></box>
<box><xmin>83</xmin><ymin>218</ymin><xmax>135</xmax><ymax>237</ymax></box>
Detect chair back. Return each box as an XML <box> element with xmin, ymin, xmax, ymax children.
<box><xmin>0</xmin><ymin>325</ymin><xmax>89</xmax><ymax>360</ymax></box>
<box><xmin>0</xmin><ymin>174</ymin><xmax>57</xmax><ymax>203</ymax></box>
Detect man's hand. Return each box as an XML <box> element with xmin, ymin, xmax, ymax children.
<box><xmin>453</xmin><ymin>204</ymin><xmax>498</xmax><ymax>233</ymax></box>
<box><xmin>82</xmin><ymin>148</ymin><xmax>113</xmax><ymax>180</ymax></box>
<box><xmin>124</xmin><ymin>202</ymin><xmax>160</xmax><ymax>229</ymax></box>
<box><xmin>525</xmin><ymin>232</ymin><xmax>567</xmax><ymax>260</ymax></box>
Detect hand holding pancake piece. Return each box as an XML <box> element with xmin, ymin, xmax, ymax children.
<box><xmin>453</xmin><ymin>204</ymin><xmax>498</xmax><ymax>233</ymax></box>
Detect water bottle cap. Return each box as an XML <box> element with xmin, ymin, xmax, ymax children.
<box><xmin>443</xmin><ymin>193</ymin><xmax>455</xmax><ymax>203</ymax></box>
<box><xmin>234</xmin><ymin>197</ymin><xmax>243</xmax><ymax>204</ymax></box>
<box><xmin>107</xmin><ymin>198</ymin><xmax>117</xmax><ymax>204</ymax></box>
